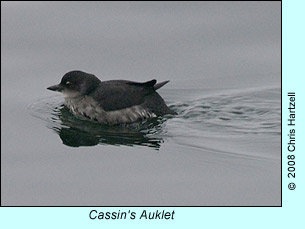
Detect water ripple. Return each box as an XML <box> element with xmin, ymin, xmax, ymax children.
<box><xmin>170</xmin><ymin>87</ymin><xmax>280</xmax><ymax>135</ymax></box>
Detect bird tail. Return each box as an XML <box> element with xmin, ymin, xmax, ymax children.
<box><xmin>154</xmin><ymin>80</ymin><xmax>170</xmax><ymax>90</ymax></box>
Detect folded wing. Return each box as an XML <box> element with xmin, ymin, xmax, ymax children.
<box><xmin>89</xmin><ymin>79</ymin><xmax>169</xmax><ymax>112</ymax></box>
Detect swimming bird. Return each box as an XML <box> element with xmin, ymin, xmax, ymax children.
<box><xmin>47</xmin><ymin>71</ymin><xmax>176</xmax><ymax>124</ymax></box>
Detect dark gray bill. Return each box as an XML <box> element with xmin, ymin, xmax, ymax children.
<box><xmin>47</xmin><ymin>84</ymin><xmax>62</xmax><ymax>91</ymax></box>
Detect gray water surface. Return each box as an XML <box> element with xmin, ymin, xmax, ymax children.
<box><xmin>1</xmin><ymin>2</ymin><xmax>281</xmax><ymax>206</ymax></box>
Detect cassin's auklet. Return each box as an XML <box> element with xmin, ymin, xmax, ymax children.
<box><xmin>47</xmin><ymin>71</ymin><xmax>176</xmax><ymax>124</ymax></box>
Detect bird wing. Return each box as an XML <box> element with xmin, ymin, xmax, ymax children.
<box><xmin>89</xmin><ymin>80</ymin><xmax>157</xmax><ymax>111</ymax></box>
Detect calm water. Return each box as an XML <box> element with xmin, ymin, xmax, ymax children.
<box><xmin>1</xmin><ymin>2</ymin><xmax>281</xmax><ymax>206</ymax></box>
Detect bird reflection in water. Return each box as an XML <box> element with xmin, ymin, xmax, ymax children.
<box><xmin>49</xmin><ymin>104</ymin><xmax>166</xmax><ymax>149</ymax></box>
